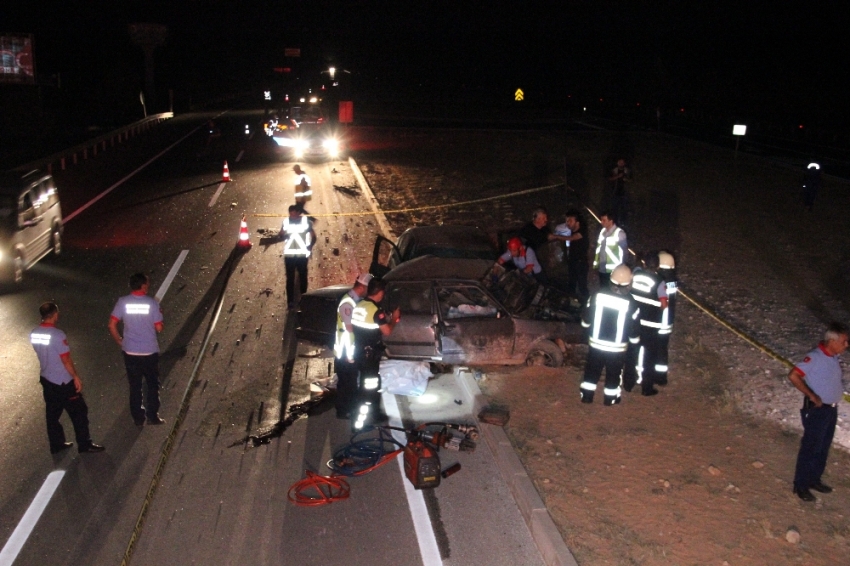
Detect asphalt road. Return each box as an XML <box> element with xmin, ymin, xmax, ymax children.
<box><xmin>0</xmin><ymin>111</ymin><xmax>544</xmax><ymax>565</ymax></box>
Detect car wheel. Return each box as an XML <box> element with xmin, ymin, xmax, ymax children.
<box><xmin>526</xmin><ymin>340</ymin><xmax>563</xmax><ymax>367</ymax></box>
<box><xmin>51</xmin><ymin>225</ymin><xmax>62</xmax><ymax>255</ymax></box>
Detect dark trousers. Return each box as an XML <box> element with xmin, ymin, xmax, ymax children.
<box><xmin>284</xmin><ymin>256</ymin><xmax>309</xmax><ymax>305</ymax></box>
<box><xmin>656</xmin><ymin>332</ymin><xmax>671</xmax><ymax>385</ymax></box>
<box><xmin>124</xmin><ymin>352</ymin><xmax>161</xmax><ymax>422</ymax></box>
<box><xmin>623</xmin><ymin>325</ymin><xmax>660</xmax><ymax>393</ymax></box>
<box><xmin>567</xmin><ymin>258</ymin><xmax>589</xmax><ymax>302</ymax></box>
<box><xmin>353</xmin><ymin>346</ymin><xmax>384</xmax><ymax>421</ymax></box>
<box><xmin>793</xmin><ymin>402</ymin><xmax>837</xmax><ymax>490</ymax></box>
<box><xmin>334</xmin><ymin>357</ymin><xmax>359</xmax><ymax>417</ymax></box>
<box><xmin>581</xmin><ymin>347</ymin><xmax>625</xmax><ymax>405</ymax></box>
<box><xmin>40</xmin><ymin>377</ymin><xmax>92</xmax><ymax>450</ymax></box>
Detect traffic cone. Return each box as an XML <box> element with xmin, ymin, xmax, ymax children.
<box><xmin>222</xmin><ymin>160</ymin><xmax>232</xmax><ymax>182</ymax></box>
<box><xmin>237</xmin><ymin>213</ymin><xmax>252</xmax><ymax>250</ymax></box>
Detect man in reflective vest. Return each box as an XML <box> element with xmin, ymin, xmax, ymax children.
<box><xmin>293</xmin><ymin>164</ymin><xmax>312</xmax><ymax>208</ymax></box>
<box><xmin>109</xmin><ymin>273</ymin><xmax>165</xmax><ymax>426</ymax></box>
<box><xmin>593</xmin><ymin>211</ymin><xmax>627</xmax><ymax>288</ymax></box>
<box><xmin>351</xmin><ymin>278</ymin><xmax>400</xmax><ymax>429</ymax></box>
<box><xmin>622</xmin><ymin>252</ymin><xmax>668</xmax><ymax>396</ymax></box>
<box><xmin>580</xmin><ymin>264</ymin><xmax>640</xmax><ymax>406</ymax></box>
<box><xmin>31</xmin><ymin>302</ymin><xmax>105</xmax><ymax>454</ymax></box>
<box><xmin>657</xmin><ymin>251</ymin><xmax>678</xmax><ymax>386</ymax></box>
<box><xmin>334</xmin><ymin>272</ymin><xmax>373</xmax><ymax>419</ymax></box>
<box><xmin>280</xmin><ymin>205</ymin><xmax>316</xmax><ymax>309</ymax></box>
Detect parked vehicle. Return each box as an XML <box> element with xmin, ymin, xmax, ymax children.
<box><xmin>0</xmin><ymin>169</ymin><xmax>63</xmax><ymax>284</ymax></box>
<box><xmin>297</xmin><ymin>256</ymin><xmax>581</xmax><ymax>367</ymax></box>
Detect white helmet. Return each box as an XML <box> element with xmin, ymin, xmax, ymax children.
<box><xmin>610</xmin><ymin>265</ymin><xmax>632</xmax><ymax>286</ymax></box>
<box><xmin>658</xmin><ymin>251</ymin><xmax>675</xmax><ymax>269</ymax></box>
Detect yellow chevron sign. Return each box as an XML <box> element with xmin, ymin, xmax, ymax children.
<box><xmin>515</xmin><ymin>88</ymin><xmax>524</xmax><ymax>101</ymax></box>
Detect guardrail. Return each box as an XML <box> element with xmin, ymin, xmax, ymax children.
<box><xmin>14</xmin><ymin>112</ymin><xmax>174</xmax><ymax>175</ymax></box>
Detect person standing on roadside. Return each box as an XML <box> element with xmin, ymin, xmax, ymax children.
<box><xmin>593</xmin><ymin>211</ymin><xmax>628</xmax><ymax>289</ymax></box>
<box><xmin>31</xmin><ymin>302</ymin><xmax>105</xmax><ymax>454</ymax></box>
<box><xmin>280</xmin><ymin>205</ymin><xmax>316</xmax><ymax>309</ymax></box>
<box><xmin>109</xmin><ymin>273</ymin><xmax>165</xmax><ymax>426</ymax></box>
<box><xmin>656</xmin><ymin>251</ymin><xmax>678</xmax><ymax>386</ymax></box>
<box><xmin>622</xmin><ymin>252</ymin><xmax>667</xmax><ymax>396</ymax></box>
<box><xmin>801</xmin><ymin>162</ymin><xmax>822</xmax><ymax>212</ymax></box>
<box><xmin>608</xmin><ymin>158</ymin><xmax>631</xmax><ymax>227</ymax></box>
<box><xmin>552</xmin><ymin>209</ymin><xmax>589</xmax><ymax>305</ymax></box>
<box><xmin>789</xmin><ymin>322</ymin><xmax>849</xmax><ymax>502</ymax></box>
<box><xmin>519</xmin><ymin>207</ymin><xmax>552</xmax><ymax>252</ymax></box>
<box><xmin>293</xmin><ymin>164</ymin><xmax>312</xmax><ymax>210</ymax></box>
<box><xmin>334</xmin><ymin>273</ymin><xmax>373</xmax><ymax>419</ymax></box>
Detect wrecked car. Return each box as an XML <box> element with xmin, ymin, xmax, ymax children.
<box><xmin>296</xmin><ymin>256</ymin><xmax>582</xmax><ymax>367</ymax></box>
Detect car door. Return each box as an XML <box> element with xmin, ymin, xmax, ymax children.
<box><xmin>434</xmin><ymin>283</ymin><xmax>515</xmax><ymax>364</ymax></box>
<box><xmin>382</xmin><ymin>281</ymin><xmax>440</xmax><ymax>360</ymax></box>
<box><xmin>18</xmin><ymin>187</ymin><xmax>47</xmax><ymax>265</ymax></box>
<box><xmin>369</xmin><ymin>235</ymin><xmax>403</xmax><ymax>279</ymax></box>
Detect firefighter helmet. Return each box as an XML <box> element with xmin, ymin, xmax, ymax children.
<box><xmin>658</xmin><ymin>251</ymin><xmax>675</xmax><ymax>269</ymax></box>
<box><xmin>610</xmin><ymin>264</ymin><xmax>632</xmax><ymax>286</ymax></box>
<box><xmin>507</xmin><ymin>237</ymin><xmax>523</xmax><ymax>253</ymax></box>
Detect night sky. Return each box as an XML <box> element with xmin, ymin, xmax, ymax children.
<box><xmin>4</xmin><ymin>1</ymin><xmax>849</xmax><ymax>127</ymax></box>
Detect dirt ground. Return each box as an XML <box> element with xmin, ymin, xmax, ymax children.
<box><xmin>355</xmin><ymin>126</ymin><xmax>850</xmax><ymax>565</ymax></box>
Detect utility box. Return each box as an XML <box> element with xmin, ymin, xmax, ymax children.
<box><xmin>339</xmin><ymin>100</ymin><xmax>354</xmax><ymax>124</ymax></box>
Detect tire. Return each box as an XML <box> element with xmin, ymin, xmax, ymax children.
<box><xmin>51</xmin><ymin>224</ymin><xmax>62</xmax><ymax>255</ymax></box>
<box><xmin>526</xmin><ymin>340</ymin><xmax>564</xmax><ymax>367</ymax></box>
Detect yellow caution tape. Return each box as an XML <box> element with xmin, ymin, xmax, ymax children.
<box><xmin>253</xmin><ymin>183</ymin><xmax>564</xmax><ymax>218</ymax></box>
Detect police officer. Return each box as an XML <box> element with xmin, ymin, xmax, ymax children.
<box><xmin>280</xmin><ymin>204</ymin><xmax>316</xmax><ymax>309</ymax></box>
<box><xmin>350</xmin><ymin>278</ymin><xmax>400</xmax><ymax>429</ymax></box>
<box><xmin>580</xmin><ymin>265</ymin><xmax>640</xmax><ymax>406</ymax></box>
<box><xmin>622</xmin><ymin>252</ymin><xmax>668</xmax><ymax>396</ymax></box>
<box><xmin>593</xmin><ymin>211</ymin><xmax>628</xmax><ymax>288</ymax></box>
<box><xmin>293</xmin><ymin>164</ymin><xmax>312</xmax><ymax>208</ymax></box>
<box><xmin>657</xmin><ymin>251</ymin><xmax>678</xmax><ymax>386</ymax></box>
<box><xmin>31</xmin><ymin>302</ymin><xmax>105</xmax><ymax>454</ymax></box>
<box><xmin>334</xmin><ymin>273</ymin><xmax>373</xmax><ymax>419</ymax></box>
<box><xmin>789</xmin><ymin>322</ymin><xmax>848</xmax><ymax>502</ymax></box>
<box><xmin>109</xmin><ymin>273</ymin><xmax>165</xmax><ymax>426</ymax></box>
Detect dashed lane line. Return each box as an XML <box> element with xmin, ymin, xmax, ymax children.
<box><xmin>0</xmin><ymin>471</ymin><xmax>65</xmax><ymax>566</ymax></box>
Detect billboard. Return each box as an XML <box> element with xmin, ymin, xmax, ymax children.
<box><xmin>0</xmin><ymin>34</ymin><xmax>35</xmax><ymax>84</ymax></box>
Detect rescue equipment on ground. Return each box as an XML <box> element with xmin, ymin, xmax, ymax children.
<box><xmin>222</xmin><ymin>160</ymin><xmax>232</xmax><ymax>182</ymax></box>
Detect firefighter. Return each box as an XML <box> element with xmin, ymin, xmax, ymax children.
<box><xmin>580</xmin><ymin>264</ymin><xmax>640</xmax><ymax>406</ymax></box>
<box><xmin>622</xmin><ymin>252</ymin><xmax>668</xmax><ymax>396</ymax></box>
<box><xmin>593</xmin><ymin>211</ymin><xmax>628</xmax><ymax>288</ymax></box>
<box><xmin>334</xmin><ymin>273</ymin><xmax>373</xmax><ymax>419</ymax></box>
<box><xmin>656</xmin><ymin>251</ymin><xmax>678</xmax><ymax>386</ymax></box>
<box><xmin>350</xmin><ymin>278</ymin><xmax>400</xmax><ymax>429</ymax></box>
<box><xmin>497</xmin><ymin>237</ymin><xmax>544</xmax><ymax>282</ymax></box>
<box><xmin>280</xmin><ymin>205</ymin><xmax>316</xmax><ymax>309</ymax></box>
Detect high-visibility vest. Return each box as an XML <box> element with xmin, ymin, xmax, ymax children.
<box><xmin>630</xmin><ymin>269</ymin><xmax>665</xmax><ymax>329</ymax></box>
<box><xmin>352</xmin><ymin>299</ymin><xmax>381</xmax><ymax>330</ymax></box>
<box><xmin>593</xmin><ymin>226</ymin><xmax>625</xmax><ymax>272</ymax></box>
<box><xmin>334</xmin><ymin>292</ymin><xmax>358</xmax><ymax>360</ymax></box>
<box><xmin>294</xmin><ymin>173</ymin><xmax>312</xmax><ymax>198</ymax></box>
<box><xmin>581</xmin><ymin>290</ymin><xmax>640</xmax><ymax>353</ymax></box>
<box><xmin>282</xmin><ymin>217</ymin><xmax>312</xmax><ymax>257</ymax></box>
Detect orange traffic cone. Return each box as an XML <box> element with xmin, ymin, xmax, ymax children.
<box><xmin>222</xmin><ymin>160</ymin><xmax>232</xmax><ymax>182</ymax></box>
<box><xmin>237</xmin><ymin>213</ymin><xmax>252</xmax><ymax>250</ymax></box>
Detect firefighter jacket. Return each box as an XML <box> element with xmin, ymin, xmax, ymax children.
<box><xmin>658</xmin><ymin>268</ymin><xmax>677</xmax><ymax>335</ymax></box>
<box><xmin>334</xmin><ymin>290</ymin><xmax>360</xmax><ymax>361</ymax></box>
<box><xmin>281</xmin><ymin>216</ymin><xmax>313</xmax><ymax>257</ymax></box>
<box><xmin>581</xmin><ymin>289</ymin><xmax>640</xmax><ymax>353</ymax></box>
<box><xmin>630</xmin><ymin>268</ymin><xmax>667</xmax><ymax>330</ymax></box>
<box><xmin>593</xmin><ymin>226</ymin><xmax>626</xmax><ymax>273</ymax></box>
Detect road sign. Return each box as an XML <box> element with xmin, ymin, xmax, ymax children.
<box><xmin>515</xmin><ymin>89</ymin><xmax>524</xmax><ymax>101</ymax></box>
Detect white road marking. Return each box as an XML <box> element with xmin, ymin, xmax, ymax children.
<box><xmin>63</xmin><ymin>126</ymin><xmax>202</xmax><ymax>224</ymax></box>
<box><xmin>155</xmin><ymin>250</ymin><xmax>189</xmax><ymax>302</ymax></box>
<box><xmin>0</xmin><ymin>470</ymin><xmax>65</xmax><ymax>566</ymax></box>
<box><xmin>208</xmin><ymin>183</ymin><xmax>227</xmax><ymax>207</ymax></box>
<box><xmin>235</xmin><ymin>149</ymin><xmax>245</xmax><ymax>162</ymax></box>
<box><xmin>382</xmin><ymin>393</ymin><xmax>442</xmax><ymax>566</ymax></box>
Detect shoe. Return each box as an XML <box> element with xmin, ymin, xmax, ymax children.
<box><xmin>642</xmin><ymin>388</ymin><xmax>659</xmax><ymax>397</ymax></box>
<box><xmin>656</xmin><ymin>378</ymin><xmax>668</xmax><ymax>387</ymax></box>
<box><xmin>50</xmin><ymin>442</ymin><xmax>73</xmax><ymax>454</ymax></box>
<box><xmin>793</xmin><ymin>487</ymin><xmax>816</xmax><ymax>502</ymax></box>
<box><xmin>811</xmin><ymin>482</ymin><xmax>833</xmax><ymax>494</ymax></box>
<box><xmin>79</xmin><ymin>443</ymin><xmax>105</xmax><ymax>453</ymax></box>
<box><xmin>604</xmin><ymin>397</ymin><xmax>622</xmax><ymax>406</ymax></box>
<box><xmin>147</xmin><ymin>415</ymin><xmax>166</xmax><ymax>425</ymax></box>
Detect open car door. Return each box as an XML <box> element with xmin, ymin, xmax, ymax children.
<box><xmin>369</xmin><ymin>235</ymin><xmax>402</xmax><ymax>278</ymax></box>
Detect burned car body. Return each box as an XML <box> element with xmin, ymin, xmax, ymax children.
<box><xmin>296</xmin><ymin>256</ymin><xmax>581</xmax><ymax>367</ymax></box>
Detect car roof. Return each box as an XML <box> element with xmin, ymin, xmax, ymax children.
<box><xmin>383</xmin><ymin>256</ymin><xmax>493</xmax><ymax>282</ymax></box>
